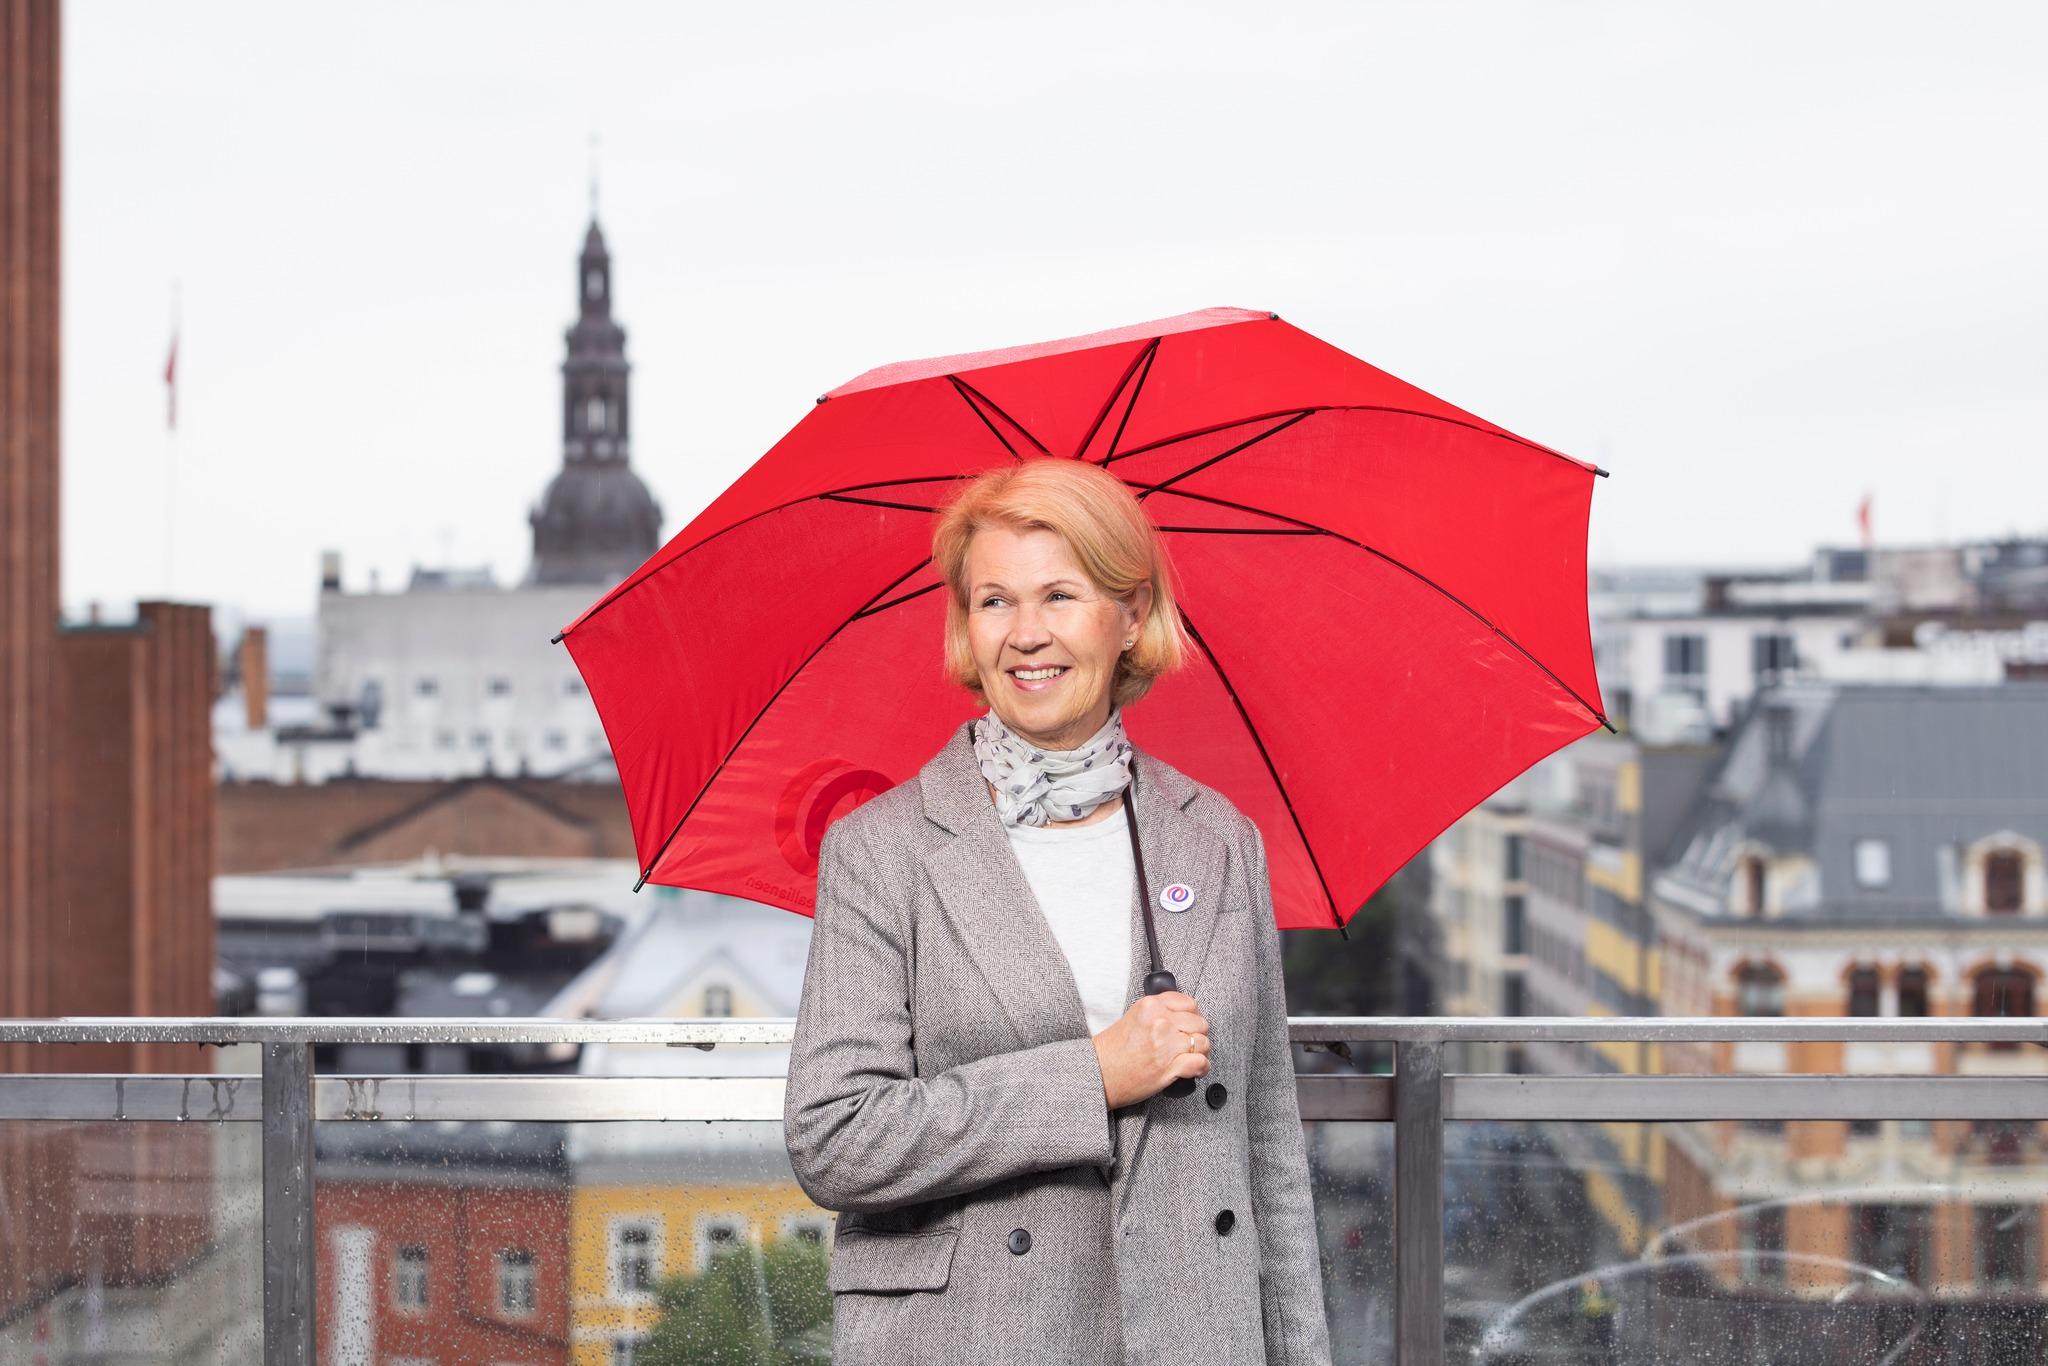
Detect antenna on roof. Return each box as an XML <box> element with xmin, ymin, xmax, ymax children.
<box><xmin>588</xmin><ymin>129</ymin><xmax>601</xmax><ymax>217</ymax></box>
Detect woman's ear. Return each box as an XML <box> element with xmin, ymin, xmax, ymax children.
<box><xmin>1123</xmin><ymin>581</ymin><xmax>1154</xmax><ymax>639</ymax></box>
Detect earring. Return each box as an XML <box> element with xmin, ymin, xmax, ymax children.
<box><xmin>1122</xmin><ymin>639</ymin><xmax>1133</xmax><ymax>648</ymax></box>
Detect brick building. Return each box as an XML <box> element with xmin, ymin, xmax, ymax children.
<box><xmin>1653</xmin><ymin>683</ymin><xmax>2048</xmax><ymax>1327</ymax></box>
<box><xmin>319</xmin><ymin>1126</ymin><xmax>573</xmax><ymax>1366</ymax></box>
<box><xmin>1</xmin><ymin>6</ymin><xmax>225</xmax><ymax>1343</ymax></box>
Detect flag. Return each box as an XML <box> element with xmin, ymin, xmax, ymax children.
<box><xmin>1857</xmin><ymin>492</ymin><xmax>1872</xmax><ymax>549</ymax></box>
<box><xmin>163</xmin><ymin>330</ymin><xmax>178</xmax><ymax>431</ymax></box>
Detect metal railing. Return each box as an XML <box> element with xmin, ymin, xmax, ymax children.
<box><xmin>5</xmin><ymin>1014</ymin><xmax>2048</xmax><ymax>1366</ymax></box>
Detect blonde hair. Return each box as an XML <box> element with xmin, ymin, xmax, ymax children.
<box><xmin>933</xmin><ymin>460</ymin><xmax>1189</xmax><ymax>709</ymax></box>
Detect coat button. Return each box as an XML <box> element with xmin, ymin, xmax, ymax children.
<box><xmin>1206</xmin><ymin>1082</ymin><xmax>1229</xmax><ymax>1110</ymax></box>
<box><xmin>1215</xmin><ymin>1209</ymin><xmax>1236</xmax><ymax>1236</ymax></box>
<box><xmin>1008</xmin><ymin>1227</ymin><xmax>1032</xmax><ymax>1255</ymax></box>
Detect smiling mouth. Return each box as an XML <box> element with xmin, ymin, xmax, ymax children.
<box><xmin>1008</xmin><ymin>665</ymin><xmax>1069</xmax><ymax>686</ymax></box>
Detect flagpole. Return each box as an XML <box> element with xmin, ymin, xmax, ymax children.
<box><xmin>164</xmin><ymin>282</ymin><xmax>179</xmax><ymax>601</ymax></box>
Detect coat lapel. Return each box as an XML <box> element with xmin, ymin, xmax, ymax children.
<box><xmin>914</xmin><ymin>718</ymin><xmax>1229</xmax><ymax>1182</ymax></box>
<box><xmin>918</xmin><ymin>720</ymin><xmax>1093</xmax><ymax>1049</ymax></box>
<box><xmin>1112</xmin><ymin>739</ymin><xmax>1226</xmax><ymax>1188</ymax></box>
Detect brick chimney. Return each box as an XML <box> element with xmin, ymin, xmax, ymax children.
<box><xmin>238</xmin><ymin>626</ymin><xmax>269</xmax><ymax>730</ymax></box>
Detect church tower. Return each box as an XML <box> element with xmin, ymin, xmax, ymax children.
<box><xmin>527</xmin><ymin>218</ymin><xmax>663</xmax><ymax>585</ymax></box>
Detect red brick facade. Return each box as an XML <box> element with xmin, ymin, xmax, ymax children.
<box><xmin>319</xmin><ymin>1177</ymin><xmax>572</xmax><ymax>1364</ymax></box>
<box><xmin>2</xmin><ymin>6</ymin><xmax>220</xmax><ymax>1320</ymax></box>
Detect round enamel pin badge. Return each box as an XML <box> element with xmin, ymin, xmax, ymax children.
<box><xmin>1160</xmin><ymin>883</ymin><xmax>1196</xmax><ymax>913</ymax></box>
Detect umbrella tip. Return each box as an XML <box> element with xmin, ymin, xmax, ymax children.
<box><xmin>1267</xmin><ymin>311</ymin><xmax>1281</xmax><ymax>321</ymax></box>
<box><xmin>1599</xmin><ymin>714</ymin><xmax>1618</xmax><ymax>735</ymax></box>
<box><xmin>633</xmin><ymin>868</ymin><xmax>650</xmax><ymax>893</ymax></box>
<box><xmin>815</xmin><ymin>394</ymin><xmax>829</xmax><ymax>405</ymax></box>
<box><xmin>550</xmin><ymin>630</ymin><xmax>565</xmax><ymax>645</ymax></box>
<box><xmin>1593</xmin><ymin>465</ymin><xmax>1611</xmax><ymax>478</ymax></box>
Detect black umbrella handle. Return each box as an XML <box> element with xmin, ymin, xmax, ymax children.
<box><xmin>1143</xmin><ymin>970</ymin><xmax>1198</xmax><ymax>1099</ymax></box>
<box><xmin>1129</xmin><ymin>765</ymin><xmax>1197</xmax><ymax>1100</ymax></box>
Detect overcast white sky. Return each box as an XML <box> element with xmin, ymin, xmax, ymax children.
<box><xmin>62</xmin><ymin>1</ymin><xmax>2048</xmax><ymax>622</ymax></box>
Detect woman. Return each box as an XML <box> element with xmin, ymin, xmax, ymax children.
<box><xmin>783</xmin><ymin>458</ymin><xmax>1332</xmax><ymax>1365</ymax></box>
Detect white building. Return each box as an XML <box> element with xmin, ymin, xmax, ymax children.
<box><xmin>220</xmin><ymin>217</ymin><xmax>664</xmax><ymax>784</ymax></box>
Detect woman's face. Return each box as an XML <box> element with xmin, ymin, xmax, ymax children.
<box><xmin>963</xmin><ymin>525</ymin><xmax>1150</xmax><ymax>752</ymax></box>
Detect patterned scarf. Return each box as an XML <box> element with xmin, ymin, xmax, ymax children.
<box><xmin>972</xmin><ymin>706</ymin><xmax>1134</xmax><ymax>828</ymax></box>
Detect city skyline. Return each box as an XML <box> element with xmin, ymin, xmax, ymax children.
<box><xmin>61</xmin><ymin>1</ymin><xmax>2048</xmax><ymax>620</ymax></box>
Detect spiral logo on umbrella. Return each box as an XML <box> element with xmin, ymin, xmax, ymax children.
<box><xmin>776</xmin><ymin>758</ymin><xmax>896</xmax><ymax>877</ymax></box>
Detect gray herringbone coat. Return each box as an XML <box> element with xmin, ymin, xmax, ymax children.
<box><xmin>783</xmin><ymin>719</ymin><xmax>1333</xmax><ymax>1365</ymax></box>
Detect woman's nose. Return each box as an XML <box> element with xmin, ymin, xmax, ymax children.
<box><xmin>1010</xmin><ymin>603</ymin><xmax>1051</xmax><ymax>643</ymax></box>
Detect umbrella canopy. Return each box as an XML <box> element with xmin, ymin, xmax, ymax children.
<box><xmin>557</xmin><ymin>307</ymin><xmax>1608</xmax><ymax>930</ymax></box>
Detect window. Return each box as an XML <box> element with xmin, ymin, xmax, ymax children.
<box><xmin>544</xmin><ymin>730</ymin><xmax>567</xmax><ymax>750</ymax></box>
<box><xmin>695</xmin><ymin>1215</ymin><xmax>749</xmax><ymax>1272</ymax></box>
<box><xmin>1504</xmin><ymin>833</ymin><xmax>1525</xmax><ymax>882</ymax></box>
<box><xmin>610</xmin><ymin>1219</ymin><xmax>659</xmax><ymax>1300</ymax></box>
<box><xmin>703</xmin><ymin>983</ymin><xmax>733</xmax><ymax>1017</ymax></box>
<box><xmin>1503</xmin><ymin>972</ymin><xmax>1526</xmax><ymax>1017</ymax></box>
<box><xmin>393</xmin><ymin>1244</ymin><xmax>430</xmax><ymax>1312</ymax></box>
<box><xmin>1847</xmin><ymin>966</ymin><xmax>1881</xmax><ymax>1017</ymax></box>
<box><xmin>779</xmin><ymin>1213</ymin><xmax>829</xmax><ymax>1246</ymax></box>
<box><xmin>1973</xmin><ymin>967</ymin><xmax>2034</xmax><ymax>1052</ymax></box>
<box><xmin>1987</xmin><ymin>850</ymin><xmax>2024</xmax><ymax>914</ymax></box>
<box><xmin>563</xmin><ymin>677</ymin><xmax>585</xmax><ymax>695</ymax></box>
<box><xmin>434</xmin><ymin>728</ymin><xmax>458</xmax><ymax>751</ymax></box>
<box><xmin>415</xmin><ymin>677</ymin><xmax>439</xmax><ymax>697</ymax></box>
<box><xmin>1737</xmin><ymin>964</ymin><xmax>1787</xmax><ymax>1124</ymax></box>
<box><xmin>1853</xmin><ymin>838</ymin><xmax>1891</xmax><ymax>889</ymax></box>
<box><xmin>587</xmin><ymin>395</ymin><xmax>607</xmax><ymax>433</ymax></box>
<box><xmin>486</xmin><ymin>676</ymin><xmax>512</xmax><ymax>697</ymax></box>
<box><xmin>1503</xmin><ymin>895</ymin><xmax>1526</xmax><ymax>956</ymax></box>
<box><xmin>586</xmin><ymin>268</ymin><xmax>604</xmax><ymax>300</ymax></box>
<box><xmin>1897</xmin><ymin>965</ymin><xmax>1930</xmax><ymax>1017</ymax></box>
<box><xmin>471</xmin><ymin>730</ymin><xmax>491</xmax><ymax>750</ymax></box>
<box><xmin>1743</xmin><ymin>1204</ymin><xmax>1787</xmax><ymax>1284</ymax></box>
<box><xmin>1736</xmin><ymin>963</ymin><xmax>1783</xmax><ymax>1017</ymax></box>
<box><xmin>611</xmin><ymin>1336</ymin><xmax>647</xmax><ymax>1366</ymax></box>
<box><xmin>1979</xmin><ymin>1205</ymin><xmax>2032</xmax><ymax>1291</ymax></box>
<box><xmin>497</xmin><ymin>1249</ymin><xmax>536</xmax><ymax>1317</ymax></box>
<box><xmin>1663</xmin><ymin>633</ymin><xmax>1706</xmax><ymax>682</ymax></box>
<box><xmin>1752</xmin><ymin>632</ymin><xmax>1798</xmax><ymax>679</ymax></box>
<box><xmin>1852</xmin><ymin>1204</ymin><xmax>1929</xmax><ymax>1284</ymax></box>
<box><xmin>1740</xmin><ymin>855</ymin><xmax>1767</xmax><ymax>918</ymax></box>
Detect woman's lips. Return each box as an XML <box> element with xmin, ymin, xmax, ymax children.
<box><xmin>1008</xmin><ymin>666</ymin><xmax>1069</xmax><ymax>693</ymax></box>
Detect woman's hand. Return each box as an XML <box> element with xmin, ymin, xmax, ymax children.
<box><xmin>1091</xmin><ymin>990</ymin><xmax>1209</xmax><ymax>1109</ymax></box>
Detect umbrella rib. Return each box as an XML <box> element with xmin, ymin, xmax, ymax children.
<box><xmin>850</xmin><ymin>580</ymin><xmax>945</xmax><ymax>622</ymax></box>
<box><xmin>1073</xmin><ymin>336</ymin><xmax>1159</xmax><ymax>462</ymax></box>
<box><xmin>1138</xmin><ymin>482</ymin><xmax>1614</xmax><ymax>733</ymax></box>
<box><xmin>559</xmin><ymin>475</ymin><xmax>977</xmax><ymax>640</ymax></box>
<box><xmin>1107</xmin><ymin>403</ymin><xmax>1600</xmax><ymax>477</ymax></box>
<box><xmin>1101</xmin><ymin>336</ymin><xmax>1160</xmax><ymax>465</ymax></box>
<box><xmin>946</xmin><ymin>374</ymin><xmax>1050</xmax><ymax>460</ymax></box>
<box><xmin>1128</xmin><ymin>411</ymin><xmax>1313</xmax><ymax>502</ymax></box>
<box><xmin>631</xmin><ymin>554</ymin><xmax>939</xmax><ymax>890</ymax></box>
<box><xmin>1175</xmin><ymin>608</ymin><xmax>1344</xmax><ymax>931</ymax></box>
<box><xmin>1154</xmin><ymin>526</ymin><xmax>1321</xmax><ymax>536</ymax></box>
<box><xmin>954</xmin><ymin>375</ymin><xmax>1052</xmax><ymax>456</ymax></box>
<box><xmin>821</xmin><ymin>493</ymin><xmax>942</xmax><ymax>514</ymax></box>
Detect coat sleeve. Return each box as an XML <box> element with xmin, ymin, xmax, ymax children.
<box><xmin>1243</xmin><ymin>821</ymin><xmax>1335</xmax><ymax>1365</ymax></box>
<box><xmin>783</xmin><ymin>814</ymin><xmax>1118</xmax><ymax>1215</ymax></box>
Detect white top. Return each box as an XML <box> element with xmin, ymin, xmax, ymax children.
<box><xmin>1005</xmin><ymin>805</ymin><xmax>1135</xmax><ymax>1037</ymax></box>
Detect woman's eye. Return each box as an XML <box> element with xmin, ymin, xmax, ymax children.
<box><xmin>1049</xmin><ymin>591</ymin><xmax>1072</xmax><ymax>601</ymax></box>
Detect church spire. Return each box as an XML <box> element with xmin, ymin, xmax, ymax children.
<box><xmin>527</xmin><ymin>214</ymin><xmax>662</xmax><ymax>586</ymax></box>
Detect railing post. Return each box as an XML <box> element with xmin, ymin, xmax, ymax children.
<box><xmin>262</xmin><ymin>1042</ymin><xmax>316</xmax><ymax>1365</ymax></box>
<box><xmin>1393</xmin><ymin>1039</ymin><xmax>1444</xmax><ymax>1366</ymax></box>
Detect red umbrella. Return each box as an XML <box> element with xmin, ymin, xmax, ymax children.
<box><xmin>556</xmin><ymin>307</ymin><xmax>1609</xmax><ymax>930</ymax></box>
